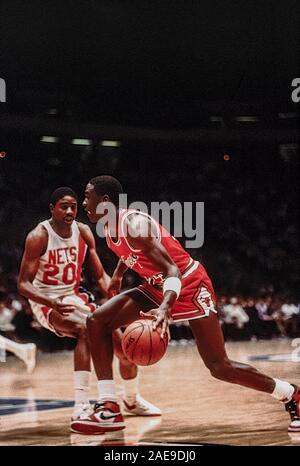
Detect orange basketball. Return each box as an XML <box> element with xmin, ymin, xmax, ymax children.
<box><xmin>121</xmin><ymin>319</ymin><xmax>170</xmax><ymax>366</ymax></box>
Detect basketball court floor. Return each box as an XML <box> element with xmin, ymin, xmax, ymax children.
<box><xmin>1</xmin><ymin>339</ymin><xmax>299</xmax><ymax>446</ymax></box>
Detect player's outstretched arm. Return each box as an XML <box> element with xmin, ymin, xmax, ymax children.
<box><xmin>18</xmin><ymin>228</ymin><xmax>75</xmax><ymax>313</ymax></box>
<box><xmin>107</xmin><ymin>259</ymin><xmax>129</xmax><ymax>298</ymax></box>
<box><xmin>126</xmin><ymin>215</ymin><xmax>181</xmax><ymax>335</ymax></box>
<box><xmin>78</xmin><ymin>223</ymin><xmax>110</xmax><ymax>297</ymax></box>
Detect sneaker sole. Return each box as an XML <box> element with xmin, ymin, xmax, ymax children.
<box><xmin>288</xmin><ymin>427</ymin><xmax>300</xmax><ymax>432</ymax></box>
<box><xmin>70</xmin><ymin>421</ymin><xmax>125</xmax><ymax>434</ymax></box>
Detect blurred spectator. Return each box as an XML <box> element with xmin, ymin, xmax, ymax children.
<box><xmin>254</xmin><ymin>296</ymin><xmax>280</xmax><ymax>339</ymax></box>
<box><xmin>277</xmin><ymin>298</ymin><xmax>300</xmax><ymax>338</ymax></box>
<box><xmin>0</xmin><ymin>289</ymin><xmax>16</xmax><ymax>337</ymax></box>
<box><xmin>221</xmin><ymin>297</ymin><xmax>249</xmax><ymax>341</ymax></box>
<box><xmin>244</xmin><ymin>298</ymin><xmax>261</xmax><ymax>340</ymax></box>
<box><xmin>169</xmin><ymin>320</ymin><xmax>194</xmax><ymax>346</ymax></box>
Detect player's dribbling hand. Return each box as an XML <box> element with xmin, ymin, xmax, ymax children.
<box><xmin>140</xmin><ymin>307</ymin><xmax>170</xmax><ymax>339</ymax></box>
<box><xmin>51</xmin><ymin>298</ymin><xmax>76</xmax><ymax>314</ymax></box>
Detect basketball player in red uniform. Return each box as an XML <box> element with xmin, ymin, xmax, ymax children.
<box><xmin>71</xmin><ymin>176</ymin><xmax>300</xmax><ymax>435</ymax></box>
<box><xmin>18</xmin><ymin>187</ymin><xmax>161</xmax><ymax>431</ymax></box>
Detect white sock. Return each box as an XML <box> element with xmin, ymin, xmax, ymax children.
<box><xmin>123</xmin><ymin>375</ymin><xmax>139</xmax><ymax>404</ymax></box>
<box><xmin>271</xmin><ymin>378</ymin><xmax>295</xmax><ymax>402</ymax></box>
<box><xmin>74</xmin><ymin>371</ymin><xmax>91</xmax><ymax>406</ymax></box>
<box><xmin>98</xmin><ymin>380</ymin><xmax>118</xmax><ymax>403</ymax></box>
<box><xmin>0</xmin><ymin>335</ymin><xmax>26</xmax><ymax>360</ymax></box>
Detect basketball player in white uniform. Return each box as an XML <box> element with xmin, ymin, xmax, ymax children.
<box><xmin>18</xmin><ymin>187</ymin><xmax>161</xmax><ymax>431</ymax></box>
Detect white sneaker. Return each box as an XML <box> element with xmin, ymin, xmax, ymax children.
<box><xmin>123</xmin><ymin>394</ymin><xmax>162</xmax><ymax>416</ymax></box>
<box><xmin>21</xmin><ymin>343</ymin><xmax>37</xmax><ymax>374</ymax></box>
<box><xmin>71</xmin><ymin>402</ymin><xmax>93</xmax><ymax>421</ymax></box>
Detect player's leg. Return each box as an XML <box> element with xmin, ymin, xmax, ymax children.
<box><xmin>71</xmin><ymin>292</ymin><xmax>150</xmax><ymax>433</ymax></box>
<box><xmin>80</xmin><ymin>289</ymin><xmax>151</xmax><ymax>411</ymax></box>
<box><xmin>113</xmin><ymin>328</ymin><xmax>138</xmax><ymax>380</ymax></box>
<box><xmin>189</xmin><ymin>312</ymin><xmax>276</xmax><ymax>391</ymax></box>
<box><xmin>48</xmin><ymin>310</ymin><xmax>93</xmax><ymax>424</ymax></box>
<box><xmin>0</xmin><ymin>334</ymin><xmax>36</xmax><ymax>373</ymax></box>
<box><xmin>113</xmin><ymin>329</ymin><xmax>162</xmax><ymax>416</ymax></box>
<box><xmin>87</xmin><ymin>293</ymin><xmax>142</xmax><ymax>380</ymax></box>
<box><xmin>189</xmin><ymin>311</ymin><xmax>300</xmax><ymax>432</ymax></box>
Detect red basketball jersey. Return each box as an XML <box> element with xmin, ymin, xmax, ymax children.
<box><xmin>105</xmin><ymin>209</ymin><xmax>193</xmax><ymax>285</ymax></box>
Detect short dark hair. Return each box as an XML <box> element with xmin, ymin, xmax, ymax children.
<box><xmin>50</xmin><ymin>187</ymin><xmax>78</xmax><ymax>206</ymax></box>
<box><xmin>89</xmin><ymin>175</ymin><xmax>123</xmax><ymax>206</ymax></box>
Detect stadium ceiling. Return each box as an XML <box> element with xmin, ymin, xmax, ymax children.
<box><xmin>1</xmin><ymin>1</ymin><xmax>299</xmax><ymax>129</ymax></box>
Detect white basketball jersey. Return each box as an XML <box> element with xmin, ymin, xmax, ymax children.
<box><xmin>32</xmin><ymin>220</ymin><xmax>88</xmax><ymax>299</ymax></box>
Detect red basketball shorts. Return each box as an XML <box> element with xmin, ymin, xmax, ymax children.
<box><xmin>123</xmin><ymin>261</ymin><xmax>217</xmax><ymax>322</ymax></box>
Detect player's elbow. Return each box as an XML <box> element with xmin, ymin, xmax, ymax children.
<box><xmin>168</xmin><ymin>264</ymin><xmax>181</xmax><ymax>280</ymax></box>
<box><xmin>17</xmin><ymin>279</ymin><xmax>29</xmax><ymax>298</ymax></box>
<box><xmin>17</xmin><ymin>280</ymin><xmax>25</xmax><ymax>296</ymax></box>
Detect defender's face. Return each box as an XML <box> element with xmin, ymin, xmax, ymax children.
<box><xmin>83</xmin><ymin>183</ymin><xmax>106</xmax><ymax>223</ymax></box>
<box><xmin>50</xmin><ymin>196</ymin><xmax>78</xmax><ymax>225</ymax></box>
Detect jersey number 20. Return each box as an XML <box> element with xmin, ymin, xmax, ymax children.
<box><xmin>43</xmin><ymin>263</ymin><xmax>77</xmax><ymax>285</ymax></box>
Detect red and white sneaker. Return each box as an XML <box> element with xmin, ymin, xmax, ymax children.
<box><xmin>70</xmin><ymin>400</ymin><xmax>125</xmax><ymax>434</ymax></box>
<box><xmin>285</xmin><ymin>385</ymin><xmax>300</xmax><ymax>433</ymax></box>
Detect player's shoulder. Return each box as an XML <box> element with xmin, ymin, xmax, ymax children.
<box><xmin>25</xmin><ymin>224</ymin><xmax>48</xmax><ymax>251</ymax></box>
<box><xmin>77</xmin><ymin>221</ymin><xmax>92</xmax><ymax>234</ymax></box>
<box><xmin>125</xmin><ymin>211</ymin><xmax>155</xmax><ymax>238</ymax></box>
<box><xmin>26</xmin><ymin>223</ymin><xmax>48</xmax><ymax>242</ymax></box>
<box><xmin>76</xmin><ymin>221</ymin><xmax>94</xmax><ymax>244</ymax></box>
<box><xmin>126</xmin><ymin>211</ymin><xmax>150</xmax><ymax>227</ymax></box>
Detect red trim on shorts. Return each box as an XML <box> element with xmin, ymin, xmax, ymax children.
<box><xmin>75</xmin><ymin>235</ymin><xmax>87</xmax><ymax>288</ymax></box>
<box><xmin>74</xmin><ymin>289</ymin><xmax>97</xmax><ymax>312</ymax></box>
<box><xmin>41</xmin><ymin>305</ymin><xmax>50</xmax><ymax>317</ymax></box>
<box><xmin>191</xmin><ymin>284</ymin><xmax>207</xmax><ymax>317</ymax></box>
<box><xmin>88</xmin><ymin>303</ymin><xmax>97</xmax><ymax>312</ymax></box>
<box><xmin>40</xmin><ymin>305</ymin><xmax>65</xmax><ymax>337</ymax></box>
<box><xmin>138</xmin><ymin>285</ymin><xmax>161</xmax><ymax>305</ymax></box>
<box><xmin>75</xmin><ymin>289</ymin><xmax>89</xmax><ymax>304</ymax></box>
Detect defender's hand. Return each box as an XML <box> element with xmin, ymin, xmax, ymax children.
<box><xmin>51</xmin><ymin>298</ymin><xmax>76</xmax><ymax>314</ymax></box>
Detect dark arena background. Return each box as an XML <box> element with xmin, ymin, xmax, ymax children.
<box><xmin>0</xmin><ymin>0</ymin><xmax>299</xmax><ymax>449</ymax></box>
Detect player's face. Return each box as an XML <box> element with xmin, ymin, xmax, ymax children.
<box><xmin>50</xmin><ymin>196</ymin><xmax>78</xmax><ymax>225</ymax></box>
<box><xmin>83</xmin><ymin>183</ymin><xmax>106</xmax><ymax>223</ymax></box>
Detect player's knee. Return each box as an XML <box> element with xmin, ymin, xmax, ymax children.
<box><xmin>115</xmin><ymin>344</ymin><xmax>134</xmax><ymax>366</ymax></box>
<box><xmin>87</xmin><ymin>307</ymin><xmax>108</xmax><ymax>331</ymax></box>
<box><xmin>208</xmin><ymin>359</ymin><xmax>234</xmax><ymax>381</ymax></box>
<box><xmin>86</xmin><ymin>312</ymin><xmax>96</xmax><ymax>331</ymax></box>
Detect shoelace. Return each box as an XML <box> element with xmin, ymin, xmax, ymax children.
<box><xmin>285</xmin><ymin>399</ymin><xmax>299</xmax><ymax>421</ymax></box>
<box><xmin>93</xmin><ymin>401</ymin><xmax>118</xmax><ymax>412</ymax></box>
<box><xmin>94</xmin><ymin>402</ymin><xmax>105</xmax><ymax>412</ymax></box>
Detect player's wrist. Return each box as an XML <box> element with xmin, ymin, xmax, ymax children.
<box><xmin>159</xmin><ymin>304</ymin><xmax>171</xmax><ymax>314</ymax></box>
<box><xmin>163</xmin><ymin>276</ymin><xmax>182</xmax><ymax>300</ymax></box>
<box><xmin>49</xmin><ymin>298</ymin><xmax>59</xmax><ymax>309</ymax></box>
